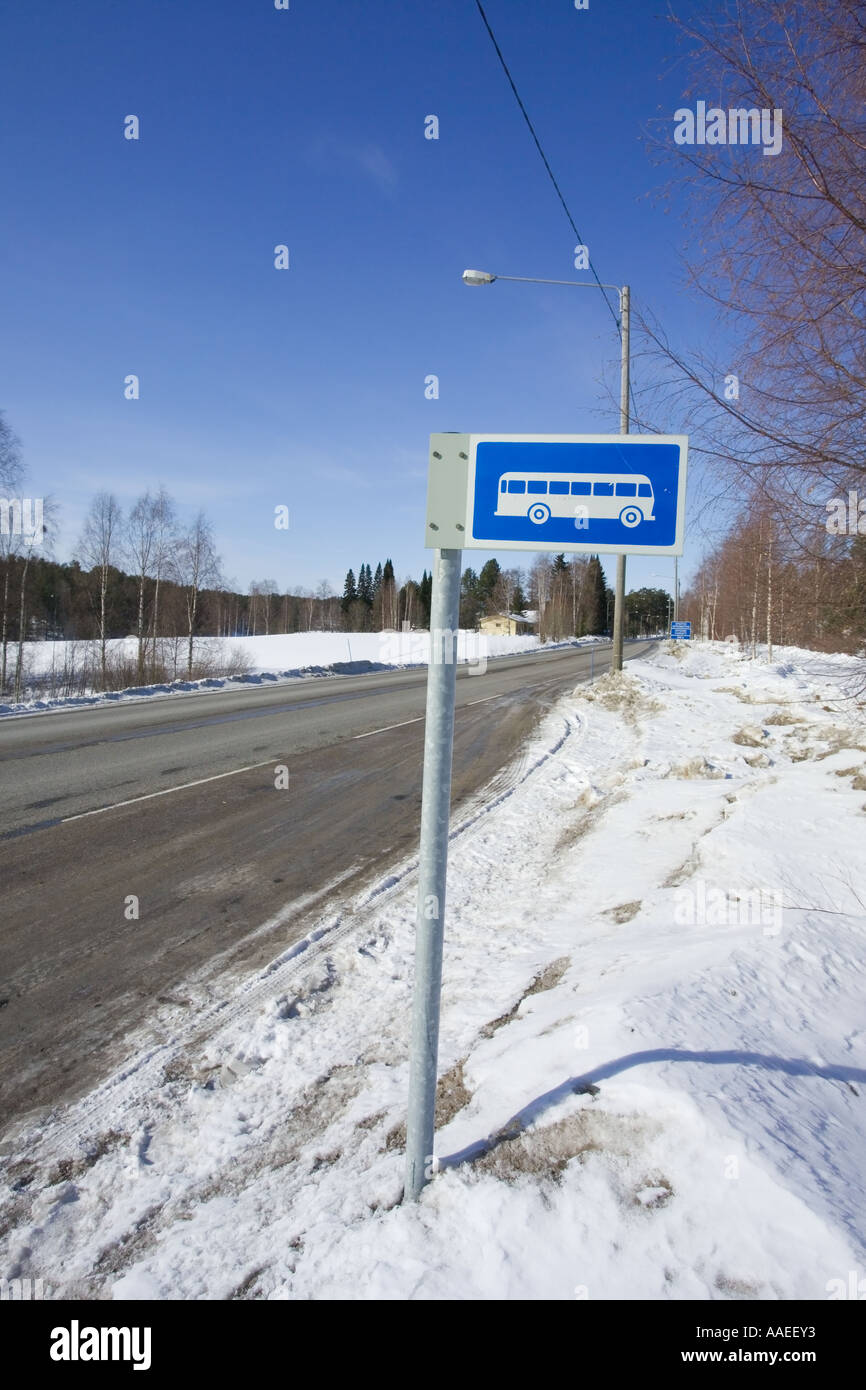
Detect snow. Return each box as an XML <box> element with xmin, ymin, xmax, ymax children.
<box><xmin>1</xmin><ymin>638</ymin><xmax>865</xmax><ymax>1300</ymax></box>
<box><xmin>0</xmin><ymin>630</ymin><xmax>606</xmax><ymax>716</ymax></box>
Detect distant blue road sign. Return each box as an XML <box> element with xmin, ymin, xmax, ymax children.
<box><xmin>671</xmin><ymin>621</ymin><xmax>691</xmax><ymax>639</ymax></box>
<box><xmin>425</xmin><ymin>434</ymin><xmax>688</xmax><ymax>555</ymax></box>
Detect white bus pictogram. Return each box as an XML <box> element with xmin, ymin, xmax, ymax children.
<box><xmin>494</xmin><ymin>471</ymin><xmax>656</xmax><ymax>528</ymax></box>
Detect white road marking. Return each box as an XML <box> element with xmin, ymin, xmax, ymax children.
<box><xmin>57</xmin><ymin>652</ymin><xmax>605</xmax><ymax>819</ymax></box>
<box><xmin>353</xmin><ymin>716</ymin><xmax>424</xmax><ymax>739</ymax></box>
<box><xmin>61</xmin><ymin>759</ymin><xmax>276</xmax><ymax>823</ymax></box>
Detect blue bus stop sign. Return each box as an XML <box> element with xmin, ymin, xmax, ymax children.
<box><xmin>425</xmin><ymin>433</ymin><xmax>688</xmax><ymax>555</ymax></box>
<box><xmin>670</xmin><ymin>621</ymin><xmax>691</xmax><ymax>639</ymax></box>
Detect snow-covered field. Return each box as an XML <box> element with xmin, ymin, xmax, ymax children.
<box><xmin>16</xmin><ymin>630</ymin><xmax>544</xmax><ymax>680</ymax></box>
<box><xmin>2</xmin><ymin>630</ymin><xmax>595</xmax><ymax>715</ymax></box>
<box><xmin>2</xmin><ymin>640</ymin><xmax>865</xmax><ymax>1300</ymax></box>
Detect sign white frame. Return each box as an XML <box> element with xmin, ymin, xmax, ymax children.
<box><xmin>425</xmin><ymin>432</ymin><xmax>688</xmax><ymax>556</ymax></box>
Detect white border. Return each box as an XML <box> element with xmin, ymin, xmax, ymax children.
<box><xmin>465</xmin><ymin>433</ymin><xmax>688</xmax><ymax>556</ymax></box>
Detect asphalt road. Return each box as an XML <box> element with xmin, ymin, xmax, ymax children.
<box><xmin>0</xmin><ymin>640</ymin><xmax>650</xmax><ymax>1136</ymax></box>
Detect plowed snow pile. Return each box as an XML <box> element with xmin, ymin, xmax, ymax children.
<box><xmin>2</xmin><ymin>641</ymin><xmax>865</xmax><ymax>1300</ymax></box>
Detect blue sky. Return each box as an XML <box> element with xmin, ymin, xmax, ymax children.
<box><xmin>1</xmin><ymin>0</ymin><xmax>719</xmax><ymax>600</ymax></box>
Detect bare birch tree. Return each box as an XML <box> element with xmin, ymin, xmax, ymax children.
<box><xmin>78</xmin><ymin>492</ymin><xmax>122</xmax><ymax>689</ymax></box>
<box><xmin>175</xmin><ymin>512</ymin><xmax>221</xmax><ymax>676</ymax></box>
<box><xmin>148</xmin><ymin>489</ymin><xmax>176</xmax><ymax>674</ymax></box>
<box><xmin>126</xmin><ymin>491</ymin><xmax>159</xmax><ymax>681</ymax></box>
<box><xmin>12</xmin><ymin>496</ymin><xmax>57</xmax><ymax>701</ymax></box>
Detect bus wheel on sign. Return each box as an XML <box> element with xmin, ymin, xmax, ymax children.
<box><xmin>619</xmin><ymin>505</ymin><xmax>642</xmax><ymax>528</ymax></box>
<box><xmin>528</xmin><ymin>503</ymin><xmax>550</xmax><ymax>525</ymax></box>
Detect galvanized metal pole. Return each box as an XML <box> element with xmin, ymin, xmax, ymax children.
<box><xmin>404</xmin><ymin>547</ymin><xmax>462</xmax><ymax>1202</ymax></box>
<box><xmin>612</xmin><ymin>555</ymin><xmax>626</xmax><ymax>667</ymax></box>
<box><xmin>612</xmin><ymin>286</ymin><xmax>630</xmax><ymax>672</ymax></box>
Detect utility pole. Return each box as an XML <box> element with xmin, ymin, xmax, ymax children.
<box><xmin>611</xmin><ymin>285</ymin><xmax>630</xmax><ymax>672</ymax></box>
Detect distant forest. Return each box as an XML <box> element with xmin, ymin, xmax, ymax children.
<box><xmin>3</xmin><ymin>466</ymin><xmax>668</xmax><ymax>698</ymax></box>
<box><xmin>11</xmin><ymin>431</ymin><xmax>864</xmax><ymax>708</ymax></box>
<box><xmin>1</xmin><ymin>509</ymin><xmax>640</xmax><ymax>696</ymax></box>
<box><xmin>1</xmin><ymin>546</ymin><xmax>635</xmax><ymax>645</ymax></box>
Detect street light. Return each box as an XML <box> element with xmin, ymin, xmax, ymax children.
<box><xmin>462</xmin><ymin>267</ymin><xmax>631</xmax><ymax>671</ymax></box>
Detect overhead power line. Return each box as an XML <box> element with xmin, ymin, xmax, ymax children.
<box><xmin>472</xmin><ymin>0</ymin><xmax>627</xmax><ymax>348</ymax></box>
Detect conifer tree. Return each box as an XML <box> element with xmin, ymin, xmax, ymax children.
<box><xmin>477</xmin><ymin>558</ymin><xmax>501</xmax><ymax>613</ymax></box>
<box><xmin>342</xmin><ymin>569</ymin><xmax>357</xmax><ymax>612</ymax></box>
<box><xmin>419</xmin><ymin>569</ymin><xmax>432</xmax><ymax>628</ymax></box>
<box><xmin>587</xmin><ymin>555</ymin><xmax>608</xmax><ymax>634</ymax></box>
<box><xmin>357</xmin><ymin>564</ymin><xmax>373</xmax><ymax>606</ymax></box>
<box><xmin>459</xmin><ymin>567</ymin><xmax>481</xmax><ymax>629</ymax></box>
<box><xmin>379</xmin><ymin>559</ymin><xmax>396</xmax><ymax>627</ymax></box>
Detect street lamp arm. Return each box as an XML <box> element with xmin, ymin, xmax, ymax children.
<box><xmin>461</xmin><ymin>268</ymin><xmax>624</xmax><ymax>321</ymax></box>
<box><xmin>493</xmin><ymin>274</ymin><xmax>622</xmax><ymax>294</ymax></box>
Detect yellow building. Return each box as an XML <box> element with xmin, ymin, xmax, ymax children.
<box><xmin>478</xmin><ymin>613</ymin><xmax>537</xmax><ymax>637</ymax></box>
